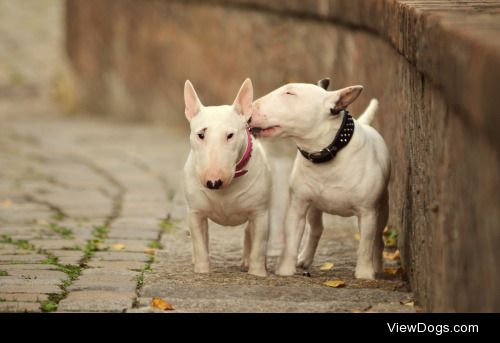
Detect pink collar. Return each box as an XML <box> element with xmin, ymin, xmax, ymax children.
<box><xmin>234</xmin><ymin>128</ymin><xmax>253</xmax><ymax>178</ymax></box>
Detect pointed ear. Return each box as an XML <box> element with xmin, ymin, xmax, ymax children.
<box><xmin>317</xmin><ymin>78</ymin><xmax>330</xmax><ymax>90</ymax></box>
<box><xmin>233</xmin><ymin>78</ymin><xmax>253</xmax><ymax>121</ymax></box>
<box><xmin>327</xmin><ymin>85</ymin><xmax>363</xmax><ymax>114</ymax></box>
<box><xmin>184</xmin><ymin>80</ymin><xmax>203</xmax><ymax>122</ymax></box>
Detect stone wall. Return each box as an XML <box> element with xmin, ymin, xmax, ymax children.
<box><xmin>65</xmin><ymin>0</ymin><xmax>500</xmax><ymax>311</ymax></box>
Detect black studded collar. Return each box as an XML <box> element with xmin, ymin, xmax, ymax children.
<box><xmin>297</xmin><ymin>110</ymin><xmax>355</xmax><ymax>164</ymax></box>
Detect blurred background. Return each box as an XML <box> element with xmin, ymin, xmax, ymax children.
<box><xmin>0</xmin><ymin>0</ymin><xmax>499</xmax><ymax>312</ymax></box>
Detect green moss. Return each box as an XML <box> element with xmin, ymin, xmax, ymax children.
<box><xmin>0</xmin><ymin>235</ymin><xmax>35</xmax><ymax>250</ymax></box>
<box><xmin>0</xmin><ymin>270</ymin><xmax>8</xmax><ymax>276</ymax></box>
<box><xmin>40</xmin><ymin>301</ymin><xmax>57</xmax><ymax>312</ymax></box>
<box><xmin>48</xmin><ymin>223</ymin><xmax>73</xmax><ymax>238</ymax></box>
<box><xmin>148</xmin><ymin>241</ymin><xmax>162</xmax><ymax>249</ymax></box>
<box><xmin>93</xmin><ymin>225</ymin><xmax>109</xmax><ymax>240</ymax></box>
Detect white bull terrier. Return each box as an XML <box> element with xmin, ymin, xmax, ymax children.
<box><xmin>251</xmin><ymin>78</ymin><xmax>390</xmax><ymax>279</ymax></box>
<box><xmin>183</xmin><ymin>79</ymin><xmax>271</xmax><ymax>277</ymax></box>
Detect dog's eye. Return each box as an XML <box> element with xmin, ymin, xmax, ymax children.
<box><xmin>285</xmin><ymin>91</ymin><xmax>296</xmax><ymax>96</ymax></box>
<box><xmin>197</xmin><ymin>133</ymin><xmax>205</xmax><ymax>140</ymax></box>
<box><xmin>227</xmin><ymin>133</ymin><xmax>234</xmax><ymax>140</ymax></box>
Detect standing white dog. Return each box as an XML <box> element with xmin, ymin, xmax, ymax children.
<box><xmin>183</xmin><ymin>78</ymin><xmax>271</xmax><ymax>277</ymax></box>
<box><xmin>251</xmin><ymin>78</ymin><xmax>390</xmax><ymax>279</ymax></box>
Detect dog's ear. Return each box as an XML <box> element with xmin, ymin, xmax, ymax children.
<box><xmin>317</xmin><ymin>78</ymin><xmax>330</xmax><ymax>90</ymax></box>
<box><xmin>184</xmin><ymin>80</ymin><xmax>203</xmax><ymax>121</ymax></box>
<box><xmin>233</xmin><ymin>78</ymin><xmax>253</xmax><ymax>121</ymax></box>
<box><xmin>326</xmin><ymin>85</ymin><xmax>363</xmax><ymax>114</ymax></box>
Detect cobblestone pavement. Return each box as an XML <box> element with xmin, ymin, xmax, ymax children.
<box><xmin>0</xmin><ymin>105</ymin><xmax>416</xmax><ymax>312</ymax></box>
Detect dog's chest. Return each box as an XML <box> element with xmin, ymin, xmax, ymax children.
<box><xmin>197</xmin><ymin>191</ymin><xmax>255</xmax><ymax>226</ymax></box>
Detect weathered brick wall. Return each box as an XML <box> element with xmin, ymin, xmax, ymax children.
<box><xmin>65</xmin><ymin>0</ymin><xmax>500</xmax><ymax>311</ymax></box>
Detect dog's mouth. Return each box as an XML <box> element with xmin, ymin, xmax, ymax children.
<box><xmin>250</xmin><ymin>125</ymin><xmax>281</xmax><ymax>137</ymax></box>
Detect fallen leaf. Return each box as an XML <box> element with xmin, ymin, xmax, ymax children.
<box><xmin>323</xmin><ymin>280</ymin><xmax>346</xmax><ymax>288</ymax></box>
<box><xmin>144</xmin><ymin>247</ymin><xmax>156</xmax><ymax>255</ymax></box>
<box><xmin>36</xmin><ymin>219</ymin><xmax>48</xmax><ymax>226</ymax></box>
<box><xmin>1</xmin><ymin>199</ymin><xmax>12</xmax><ymax>208</ymax></box>
<box><xmin>319</xmin><ymin>262</ymin><xmax>335</xmax><ymax>271</ymax></box>
<box><xmin>383</xmin><ymin>226</ymin><xmax>389</xmax><ymax>235</ymax></box>
<box><xmin>354</xmin><ymin>233</ymin><xmax>360</xmax><ymax>241</ymax></box>
<box><xmin>383</xmin><ymin>250</ymin><xmax>400</xmax><ymax>261</ymax></box>
<box><xmin>111</xmin><ymin>243</ymin><xmax>126</xmax><ymax>251</ymax></box>
<box><xmin>151</xmin><ymin>297</ymin><xmax>174</xmax><ymax>311</ymax></box>
<box><xmin>384</xmin><ymin>267</ymin><xmax>403</xmax><ymax>276</ymax></box>
<box><xmin>404</xmin><ymin>301</ymin><xmax>414</xmax><ymax>307</ymax></box>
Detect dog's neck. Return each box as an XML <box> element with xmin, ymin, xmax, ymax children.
<box><xmin>234</xmin><ymin>128</ymin><xmax>253</xmax><ymax>177</ymax></box>
<box><xmin>292</xmin><ymin>114</ymin><xmax>345</xmax><ymax>153</ymax></box>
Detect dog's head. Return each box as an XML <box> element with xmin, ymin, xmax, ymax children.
<box><xmin>184</xmin><ymin>79</ymin><xmax>253</xmax><ymax>190</ymax></box>
<box><xmin>251</xmin><ymin>79</ymin><xmax>363</xmax><ymax>138</ymax></box>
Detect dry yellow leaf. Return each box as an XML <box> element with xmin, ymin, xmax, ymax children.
<box><xmin>384</xmin><ymin>267</ymin><xmax>403</xmax><ymax>276</ymax></box>
<box><xmin>383</xmin><ymin>250</ymin><xmax>400</xmax><ymax>261</ymax></box>
<box><xmin>383</xmin><ymin>226</ymin><xmax>389</xmax><ymax>235</ymax></box>
<box><xmin>1</xmin><ymin>199</ymin><xmax>12</xmax><ymax>208</ymax></box>
<box><xmin>151</xmin><ymin>297</ymin><xmax>174</xmax><ymax>311</ymax></box>
<box><xmin>36</xmin><ymin>219</ymin><xmax>48</xmax><ymax>226</ymax></box>
<box><xmin>319</xmin><ymin>262</ymin><xmax>335</xmax><ymax>271</ymax></box>
<box><xmin>111</xmin><ymin>243</ymin><xmax>126</xmax><ymax>251</ymax></box>
<box><xmin>144</xmin><ymin>247</ymin><xmax>156</xmax><ymax>255</ymax></box>
<box><xmin>400</xmin><ymin>299</ymin><xmax>414</xmax><ymax>307</ymax></box>
<box><xmin>354</xmin><ymin>233</ymin><xmax>360</xmax><ymax>241</ymax></box>
<box><xmin>323</xmin><ymin>280</ymin><xmax>346</xmax><ymax>288</ymax></box>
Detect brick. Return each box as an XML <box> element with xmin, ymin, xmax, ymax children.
<box><xmin>85</xmin><ymin>261</ymin><xmax>146</xmax><ymax>271</ymax></box>
<box><xmin>57</xmin><ymin>291</ymin><xmax>136</xmax><ymax>312</ymax></box>
<box><xmin>0</xmin><ymin>301</ymin><xmax>41</xmax><ymax>313</ymax></box>
<box><xmin>92</xmin><ymin>251</ymin><xmax>150</xmax><ymax>262</ymax></box>
<box><xmin>0</xmin><ymin>293</ymin><xmax>49</xmax><ymax>302</ymax></box>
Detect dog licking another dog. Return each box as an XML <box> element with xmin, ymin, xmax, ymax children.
<box><xmin>183</xmin><ymin>77</ymin><xmax>390</xmax><ymax>280</ymax></box>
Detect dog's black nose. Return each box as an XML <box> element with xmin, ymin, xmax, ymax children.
<box><xmin>214</xmin><ymin>179</ymin><xmax>223</xmax><ymax>189</ymax></box>
<box><xmin>206</xmin><ymin>179</ymin><xmax>223</xmax><ymax>189</ymax></box>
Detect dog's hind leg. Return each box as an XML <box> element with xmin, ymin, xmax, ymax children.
<box><xmin>373</xmin><ymin>191</ymin><xmax>389</xmax><ymax>274</ymax></box>
<box><xmin>297</xmin><ymin>207</ymin><xmax>323</xmax><ymax>270</ymax></box>
<box><xmin>240</xmin><ymin>221</ymin><xmax>252</xmax><ymax>272</ymax></box>
<box><xmin>355</xmin><ymin>211</ymin><xmax>378</xmax><ymax>279</ymax></box>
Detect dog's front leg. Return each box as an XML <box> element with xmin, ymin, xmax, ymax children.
<box><xmin>297</xmin><ymin>207</ymin><xmax>324</xmax><ymax>270</ymax></box>
<box><xmin>240</xmin><ymin>222</ymin><xmax>252</xmax><ymax>272</ymax></box>
<box><xmin>188</xmin><ymin>211</ymin><xmax>210</xmax><ymax>273</ymax></box>
<box><xmin>247</xmin><ymin>211</ymin><xmax>269</xmax><ymax>277</ymax></box>
<box><xmin>275</xmin><ymin>195</ymin><xmax>310</xmax><ymax>276</ymax></box>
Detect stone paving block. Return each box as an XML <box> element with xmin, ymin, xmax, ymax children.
<box><xmin>57</xmin><ymin>291</ymin><xmax>136</xmax><ymax>312</ymax></box>
<box><xmin>48</xmin><ymin>250</ymin><xmax>84</xmax><ymax>265</ymax></box>
<box><xmin>107</xmin><ymin>229</ymin><xmax>158</xmax><ymax>240</ymax></box>
<box><xmin>92</xmin><ymin>251</ymin><xmax>150</xmax><ymax>262</ymax></box>
<box><xmin>2</xmin><ymin>269</ymin><xmax>68</xmax><ymax>280</ymax></box>
<box><xmin>0</xmin><ymin>254</ymin><xmax>47</xmax><ymax>263</ymax></box>
<box><xmin>85</xmin><ymin>260</ymin><xmax>146</xmax><ymax>271</ymax></box>
<box><xmin>80</xmin><ymin>268</ymin><xmax>139</xmax><ymax>280</ymax></box>
<box><xmin>111</xmin><ymin>217</ymin><xmax>161</xmax><ymax>231</ymax></box>
<box><xmin>0</xmin><ymin>276</ymin><xmax>62</xmax><ymax>286</ymax></box>
<box><xmin>0</xmin><ymin>284</ymin><xmax>61</xmax><ymax>294</ymax></box>
<box><xmin>30</xmin><ymin>239</ymin><xmax>86</xmax><ymax>250</ymax></box>
<box><xmin>102</xmin><ymin>239</ymin><xmax>152</xmax><ymax>253</ymax></box>
<box><xmin>67</xmin><ymin>278</ymin><xmax>137</xmax><ymax>292</ymax></box>
<box><xmin>0</xmin><ymin>293</ymin><xmax>49</xmax><ymax>302</ymax></box>
<box><xmin>0</xmin><ymin>301</ymin><xmax>41</xmax><ymax>313</ymax></box>
<box><xmin>0</xmin><ymin>263</ymin><xmax>59</xmax><ymax>271</ymax></box>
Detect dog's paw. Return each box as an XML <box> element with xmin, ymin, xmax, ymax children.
<box><xmin>296</xmin><ymin>255</ymin><xmax>313</xmax><ymax>270</ymax></box>
<box><xmin>194</xmin><ymin>263</ymin><xmax>210</xmax><ymax>274</ymax></box>
<box><xmin>275</xmin><ymin>263</ymin><xmax>296</xmax><ymax>276</ymax></box>
<box><xmin>248</xmin><ymin>267</ymin><xmax>267</xmax><ymax>277</ymax></box>
<box><xmin>355</xmin><ymin>266</ymin><xmax>375</xmax><ymax>280</ymax></box>
<box><xmin>240</xmin><ymin>259</ymin><xmax>249</xmax><ymax>272</ymax></box>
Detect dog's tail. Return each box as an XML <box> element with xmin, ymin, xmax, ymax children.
<box><xmin>357</xmin><ymin>98</ymin><xmax>379</xmax><ymax>126</ymax></box>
